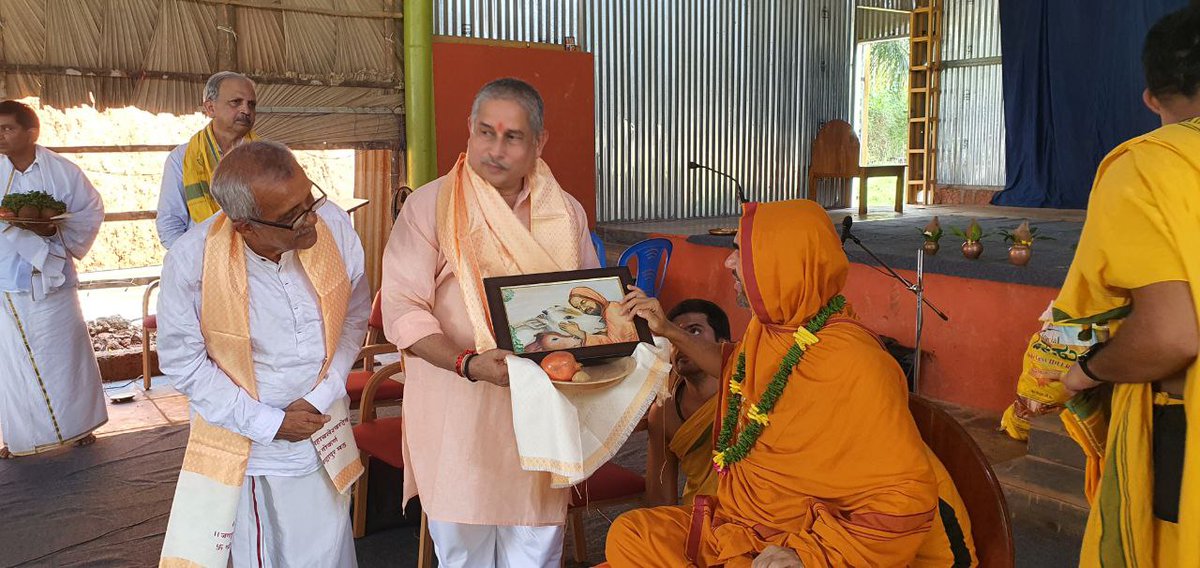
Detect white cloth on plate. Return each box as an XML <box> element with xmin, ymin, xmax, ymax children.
<box><xmin>508</xmin><ymin>337</ymin><xmax>671</xmax><ymax>488</ymax></box>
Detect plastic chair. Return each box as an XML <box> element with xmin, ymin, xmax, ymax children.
<box><xmin>591</xmin><ymin>231</ymin><xmax>608</xmax><ymax>268</ymax></box>
<box><xmin>617</xmin><ymin>238</ymin><xmax>673</xmax><ymax>297</ymax></box>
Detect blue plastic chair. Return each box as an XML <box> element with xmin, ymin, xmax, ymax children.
<box><xmin>591</xmin><ymin>231</ymin><xmax>607</xmax><ymax>268</ymax></box>
<box><xmin>618</xmin><ymin>238</ymin><xmax>673</xmax><ymax>298</ymax></box>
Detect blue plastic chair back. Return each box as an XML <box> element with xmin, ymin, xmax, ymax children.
<box><xmin>591</xmin><ymin>231</ymin><xmax>607</xmax><ymax>268</ymax></box>
<box><xmin>618</xmin><ymin>238</ymin><xmax>673</xmax><ymax>297</ymax></box>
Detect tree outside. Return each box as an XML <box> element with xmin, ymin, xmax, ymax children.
<box><xmin>861</xmin><ymin>38</ymin><xmax>909</xmax><ymax>205</ymax></box>
<box><xmin>863</xmin><ymin>39</ymin><xmax>909</xmax><ymax>165</ymax></box>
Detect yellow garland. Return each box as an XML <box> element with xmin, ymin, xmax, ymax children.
<box><xmin>712</xmin><ymin>451</ymin><xmax>727</xmax><ymax>469</ymax></box>
<box><xmin>746</xmin><ymin>404</ymin><xmax>770</xmax><ymax>426</ymax></box>
<box><xmin>793</xmin><ymin>327</ymin><xmax>820</xmax><ymax>350</ymax></box>
<box><xmin>729</xmin><ymin>380</ymin><xmax>742</xmax><ymax>396</ymax></box>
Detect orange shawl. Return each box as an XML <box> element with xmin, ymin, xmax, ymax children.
<box><xmin>436</xmin><ymin>153</ymin><xmax>581</xmax><ymax>350</ymax></box>
<box><xmin>697</xmin><ymin>200</ymin><xmax>938</xmax><ymax>566</ymax></box>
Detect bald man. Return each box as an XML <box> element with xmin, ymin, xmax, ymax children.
<box><xmin>156</xmin><ymin>141</ymin><xmax>369</xmax><ymax>567</ymax></box>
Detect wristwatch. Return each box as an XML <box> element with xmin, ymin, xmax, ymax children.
<box><xmin>1076</xmin><ymin>341</ymin><xmax>1109</xmax><ymax>383</ymax></box>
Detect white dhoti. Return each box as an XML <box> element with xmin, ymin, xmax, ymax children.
<box><xmin>427</xmin><ymin>520</ymin><xmax>564</xmax><ymax>568</ymax></box>
<box><xmin>0</xmin><ymin>288</ymin><xmax>107</xmax><ymax>455</ymax></box>
<box><xmin>231</xmin><ymin>469</ymin><xmax>358</xmax><ymax>568</ymax></box>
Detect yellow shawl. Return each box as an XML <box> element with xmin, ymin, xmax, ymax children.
<box><xmin>668</xmin><ymin>395</ymin><xmax>719</xmax><ymax>505</ymax></box>
<box><xmin>182</xmin><ymin>124</ymin><xmax>258</xmax><ymax>223</ymax></box>
<box><xmin>1056</xmin><ymin>117</ymin><xmax>1200</xmax><ymax>567</ymax></box>
<box><xmin>160</xmin><ymin>214</ymin><xmax>361</xmax><ymax>567</ymax></box>
<box><xmin>435</xmin><ymin>153</ymin><xmax>581</xmax><ymax>350</ymax></box>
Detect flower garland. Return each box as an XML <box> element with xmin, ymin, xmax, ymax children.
<box><xmin>713</xmin><ymin>294</ymin><xmax>847</xmax><ymax>474</ymax></box>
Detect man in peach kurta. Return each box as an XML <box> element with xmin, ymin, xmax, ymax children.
<box><xmin>382</xmin><ymin>78</ymin><xmax>598</xmax><ymax>567</ymax></box>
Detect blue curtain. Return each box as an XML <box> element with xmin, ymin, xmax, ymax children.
<box><xmin>991</xmin><ymin>0</ymin><xmax>1189</xmax><ymax>208</ymax></box>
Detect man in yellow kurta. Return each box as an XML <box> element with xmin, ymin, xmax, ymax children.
<box><xmin>610</xmin><ymin>200</ymin><xmax>955</xmax><ymax>567</ymax></box>
<box><xmin>645</xmin><ymin>299</ymin><xmax>731</xmax><ymax>507</ymax></box>
<box><xmin>1055</xmin><ymin>6</ymin><xmax>1200</xmax><ymax>566</ymax></box>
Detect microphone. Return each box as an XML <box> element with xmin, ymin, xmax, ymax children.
<box><xmin>688</xmin><ymin>161</ymin><xmax>748</xmax><ymax>205</ymax></box>
<box><xmin>840</xmin><ymin>215</ymin><xmax>854</xmax><ymax>245</ymax></box>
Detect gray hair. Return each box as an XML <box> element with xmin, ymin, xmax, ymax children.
<box><xmin>469</xmin><ymin>78</ymin><xmax>545</xmax><ymax>138</ymax></box>
<box><xmin>210</xmin><ymin>141</ymin><xmax>298</xmax><ymax>221</ymax></box>
<box><xmin>204</xmin><ymin>71</ymin><xmax>254</xmax><ymax>103</ymax></box>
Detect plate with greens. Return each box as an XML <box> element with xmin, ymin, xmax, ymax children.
<box><xmin>0</xmin><ymin>191</ymin><xmax>70</xmax><ymax>223</ymax></box>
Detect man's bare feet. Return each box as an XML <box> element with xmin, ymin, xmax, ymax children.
<box><xmin>73</xmin><ymin>434</ymin><xmax>96</xmax><ymax>448</ymax></box>
<box><xmin>0</xmin><ymin>446</ymin><xmax>12</xmax><ymax>459</ymax></box>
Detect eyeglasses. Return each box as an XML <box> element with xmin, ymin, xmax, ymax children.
<box><xmin>249</xmin><ymin>183</ymin><xmax>328</xmax><ymax>231</ymax></box>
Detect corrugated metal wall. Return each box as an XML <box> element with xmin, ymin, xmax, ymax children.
<box><xmin>434</xmin><ymin>0</ymin><xmax>580</xmax><ymax>43</ymax></box>
<box><xmin>939</xmin><ymin>64</ymin><xmax>1004</xmax><ymax>186</ymax></box>
<box><xmin>937</xmin><ymin>0</ymin><xmax>1004</xmax><ymax>187</ymax></box>
<box><xmin>942</xmin><ymin>0</ymin><xmax>1001</xmax><ymax>60</ymax></box>
<box><xmin>435</xmin><ymin>0</ymin><xmax>854</xmax><ymax>222</ymax></box>
<box><xmin>856</xmin><ymin>0</ymin><xmax>910</xmax><ymax>43</ymax></box>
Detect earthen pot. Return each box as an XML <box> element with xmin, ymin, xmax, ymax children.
<box><xmin>1009</xmin><ymin>245</ymin><xmax>1032</xmax><ymax>266</ymax></box>
<box><xmin>922</xmin><ymin>241</ymin><xmax>940</xmax><ymax>256</ymax></box>
<box><xmin>961</xmin><ymin>241</ymin><xmax>983</xmax><ymax>259</ymax></box>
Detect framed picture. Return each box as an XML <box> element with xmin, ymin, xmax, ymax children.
<box><xmin>484</xmin><ymin>267</ymin><xmax>653</xmax><ymax>364</ymax></box>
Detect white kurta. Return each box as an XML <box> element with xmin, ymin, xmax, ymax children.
<box><xmin>155</xmin><ymin>143</ymin><xmax>189</xmax><ymax>249</ymax></box>
<box><xmin>157</xmin><ymin>202</ymin><xmax>369</xmax><ymax>566</ymax></box>
<box><xmin>0</xmin><ymin>146</ymin><xmax>107</xmax><ymax>455</ymax></box>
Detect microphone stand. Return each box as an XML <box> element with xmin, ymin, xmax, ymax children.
<box><xmin>688</xmin><ymin>161</ymin><xmax>749</xmax><ymax>204</ymax></box>
<box><xmin>842</xmin><ymin>230</ymin><xmax>948</xmax><ymax>393</ymax></box>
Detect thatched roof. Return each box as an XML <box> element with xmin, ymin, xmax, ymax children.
<box><xmin>0</xmin><ymin>0</ymin><xmax>405</xmax><ymax>148</ymax></box>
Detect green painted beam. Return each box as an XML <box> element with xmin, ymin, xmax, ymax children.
<box><xmin>404</xmin><ymin>0</ymin><xmax>437</xmax><ymax>188</ymax></box>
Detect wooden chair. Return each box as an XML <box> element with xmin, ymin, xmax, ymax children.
<box><xmin>567</xmin><ymin>462</ymin><xmax>646</xmax><ymax>564</ymax></box>
<box><xmin>909</xmin><ymin>395</ymin><xmax>1015</xmax><ymax>568</ymax></box>
<box><xmin>347</xmin><ymin>292</ymin><xmax>404</xmax><ymax>410</ymax></box>
<box><xmin>140</xmin><ymin>279</ymin><xmax>160</xmax><ymax>391</ymax></box>
<box><xmin>591</xmin><ymin>400</ymin><xmax>1009</xmax><ymax>568</ymax></box>
<box><xmin>350</xmin><ymin>357</ymin><xmax>434</xmax><ymax>567</ymax></box>
<box><xmin>805</xmin><ymin>119</ymin><xmax>905</xmax><ymax>215</ymax></box>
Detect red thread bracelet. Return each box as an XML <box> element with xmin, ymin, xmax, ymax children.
<box><xmin>455</xmin><ymin>350</ymin><xmax>477</xmax><ymax>377</ymax></box>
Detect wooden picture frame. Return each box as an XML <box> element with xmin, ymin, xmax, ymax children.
<box><xmin>484</xmin><ymin>267</ymin><xmax>653</xmax><ymax>364</ymax></box>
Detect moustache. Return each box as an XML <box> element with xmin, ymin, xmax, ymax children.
<box><xmin>235</xmin><ymin>115</ymin><xmax>253</xmax><ymax>124</ymax></box>
<box><xmin>483</xmin><ymin>160</ymin><xmax>508</xmax><ymax>171</ymax></box>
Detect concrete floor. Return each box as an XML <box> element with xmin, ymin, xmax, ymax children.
<box><xmin>352</xmin><ymin>400</ymin><xmax>1082</xmax><ymax>567</ymax></box>
<box><xmin>3</xmin><ymin>370</ymin><xmax>1080</xmax><ymax>567</ymax></box>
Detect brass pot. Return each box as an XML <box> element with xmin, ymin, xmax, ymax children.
<box><xmin>1009</xmin><ymin>244</ymin><xmax>1032</xmax><ymax>266</ymax></box>
<box><xmin>961</xmin><ymin>240</ymin><xmax>983</xmax><ymax>259</ymax></box>
<box><xmin>922</xmin><ymin>240</ymin><xmax>940</xmax><ymax>256</ymax></box>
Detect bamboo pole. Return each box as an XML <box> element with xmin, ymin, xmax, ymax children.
<box><xmin>404</xmin><ymin>0</ymin><xmax>438</xmax><ymax>188</ymax></box>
